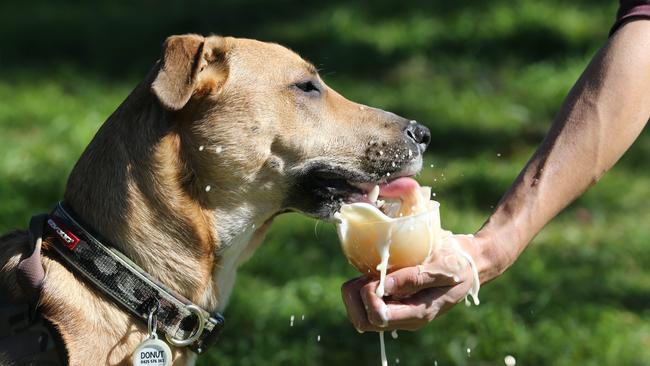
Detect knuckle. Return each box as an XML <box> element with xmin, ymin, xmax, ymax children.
<box><xmin>415</xmin><ymin>273</ymin><xmax>426</xmax><ymax>288</ymax></box>
<box><xmin>407</xmin><ymin>272</ymin><xmax>423</xmax><ymax>291</ymax></box>
<box><xmin>423</xmin><ymin>311</ymin><xmax>436</xmax><ymax>322</ymax></box>
<box><xmin>416</xmin><ymin>307</ymin><xmax>431</xmax><ymax>322</ymax></box>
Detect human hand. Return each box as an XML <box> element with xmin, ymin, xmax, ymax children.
<box><xmin>341</xmin><ymin>233</ymin><xmax>488</xmax><ymax>332</ymax></box>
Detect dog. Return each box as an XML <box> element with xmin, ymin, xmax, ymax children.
<box><xmin>0</xmin><ymin>34</ymin><xmax>430</xmax><ymax>365</ymax></box>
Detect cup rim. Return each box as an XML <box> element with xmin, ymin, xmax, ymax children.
<box><xmin>336</xmin><ymin>200</ymin><xmax>440</xmax><ymax>226</ymax></box>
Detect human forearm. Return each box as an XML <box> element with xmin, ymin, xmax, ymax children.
<box><xmin>476</xmin><ymin>21</ymin><xmax>650</xmax><ymax>282</ymax></box>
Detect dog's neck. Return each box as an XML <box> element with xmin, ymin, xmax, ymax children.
<box><xmin>63</xmin><ymin>74</ymin><xmax>272</xmax><ymax>312</ymax></box>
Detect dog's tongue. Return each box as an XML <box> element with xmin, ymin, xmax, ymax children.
<box><xmin>378</xmin><ymin>177</ymin><xmax>420</xmax><ymax>198</ymax></box>
<box><xmin>378</xmin><ymin>177</ymin><xmax>428</xmax><ymax>217</ymax></box>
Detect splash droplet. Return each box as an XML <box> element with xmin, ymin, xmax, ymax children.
<box><xmin>205</xmin><ymin>185</ymin><xmax>211</xmax><ymax>192</ymax></box>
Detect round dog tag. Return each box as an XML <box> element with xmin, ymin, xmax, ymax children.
<box><xmin>132</xmin><ymin>337</ymin><xmax>172</xmax><ymax>366</ymax></box>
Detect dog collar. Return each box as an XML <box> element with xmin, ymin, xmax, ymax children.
<box><xmin>42</xmin><ymin>202</ymin><xmax>225</xmax><ymax>354</ymax></box>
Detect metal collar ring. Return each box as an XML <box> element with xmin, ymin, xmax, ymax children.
<box><xmin>165</xmin><ymin>304</ymin><xmax>206</xmax><ymax>347</ymax></box>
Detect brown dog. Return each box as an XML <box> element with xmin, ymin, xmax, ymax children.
<box><xmin>0</xmin><ymin>34</ymin><xmax>430</xmax><ymax>365</ymax></box>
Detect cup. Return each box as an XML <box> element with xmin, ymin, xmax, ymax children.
<box><xmin>334</xmin><ymin>199</ymin><xmax>442</xmax><ymax>276</ymax></box>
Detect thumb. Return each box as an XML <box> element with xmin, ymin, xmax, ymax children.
<box><xmin>383</xmin><ymin>265</ymin><xmax>459</xmax><ymax>298</ymax></box>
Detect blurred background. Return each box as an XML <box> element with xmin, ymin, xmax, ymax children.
<box><xmin>2</xmin><ymin>0</ymin><xmax>650</xmax><ymax>365</ymax></box>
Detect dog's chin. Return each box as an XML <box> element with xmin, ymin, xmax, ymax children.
<box><xmin>284</xmin><ymin>156</ymin><xmax>423</xmax><ymax>221</ymax></box>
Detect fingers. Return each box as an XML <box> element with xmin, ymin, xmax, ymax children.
<box><xmin>342</xmin><ymin>265</ymin><xmax>472</xmax><ymax>333</ymax></box>
<box><xmin>360</xmin><ymin>282</ymin><xmax>389</xmax><ymax>327</ymax></box>
<box><xmin>359</xmin><ymin>281</ymin><xmax>460</xmax><ymax>331</ymax></box>
<box><xmin>381</xmin><ymin>286</ymin><xmax>462</xmax><ymax>331</ymax></box>
<box><xmin>356</xmin><ymin>284</ymin><xmax>428</xmax><ymax>331</ymax></box>
<box><xmin>341</xmin><ymin>276</ymin><xmax>383</xmax><ymax>332</ymax></box>
<box><xmin>383</xmin><ymin>265</ymin><xmax>460</xmax><ymax>299</ymax></box>
<box><xmin>386</xmin><ymin>287</ymin><xmax>448</xmax><ymax>323</ymax></box>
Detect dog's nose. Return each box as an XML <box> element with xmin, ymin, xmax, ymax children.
<box><xmin>404</xmin><ymin>123</ymin><xmax>431</xmax><ymax>152</ymax></box>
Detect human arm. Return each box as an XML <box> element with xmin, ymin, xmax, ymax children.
<box><xmin>476</xmin><ymin>19</ymin><xmax>650</xmax><ymax>282</ymax></box>
<box><xmin>342</xmin><ymin>20</ymin><xmax>650</xmax><ymax>331</ymax></box>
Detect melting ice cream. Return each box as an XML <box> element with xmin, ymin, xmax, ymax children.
<box><xmin>334</xmin><ymin>177</ymin><xmax>441</xmax><ymax>280</ymax></box>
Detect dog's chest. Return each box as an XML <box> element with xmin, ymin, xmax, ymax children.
<box><xmin>213</xmin><ymin>226</ymin><xmax>257</xmax><ymax>311</ymax></box>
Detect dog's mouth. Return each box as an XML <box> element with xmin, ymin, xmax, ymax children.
<box><xmin>286</xmin><ymin>157</ymin><xmax>423</xmax><ymax>220</ymax></box>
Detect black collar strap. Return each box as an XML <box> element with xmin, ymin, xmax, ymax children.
<box><xmin>44</xmin><ymin>202</ymin><xmax>224</xmax><ymax>354</ymax></box>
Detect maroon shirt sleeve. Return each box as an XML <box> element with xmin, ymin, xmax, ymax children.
<box><xmin>611</xmin><ymin>0</ymin><xmax>650</xmax><ymax>34</ymax></box>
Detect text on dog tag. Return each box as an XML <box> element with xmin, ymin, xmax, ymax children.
<box><xmin>132</xmin><ymin>337</ymin><xmax>172</xmax><ymax>366</ymax></box>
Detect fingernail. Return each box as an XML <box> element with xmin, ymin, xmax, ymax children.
<box><xmin>356</xmin><ymin>328</ymin><xmax>364</xmax><ymax>334</ymax></box>
<box><xmin>383</xmin><ymin>277</ymin><xmax>395</xmax><ymax>295</ymax></box>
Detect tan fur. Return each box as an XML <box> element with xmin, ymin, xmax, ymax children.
<box><xmin>1</xmin><ymin>34</ymin><xmax>423</xmax><ymax>365</ymax></box>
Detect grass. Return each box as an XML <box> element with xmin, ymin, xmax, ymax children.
<box><xmin>2</xmin><ymin>1</ymin><xmax>649</xmax><ymax>365</ymax></box>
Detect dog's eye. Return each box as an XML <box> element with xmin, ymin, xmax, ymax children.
<box><xmin>294</xmin><ymin>80</ymin><xmax>321</xmax><ymax>96</ymax></box>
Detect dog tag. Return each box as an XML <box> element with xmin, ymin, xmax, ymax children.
<box><xmin>132</xmin><ymin>336</ymin><xmax>172</xmax><ymax>366</ymax></box>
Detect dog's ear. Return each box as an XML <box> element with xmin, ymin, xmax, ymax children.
<box><xmin>152</xmin><ymin>34</ymin><xmax>228</xmax><ymax>111</ymax></box>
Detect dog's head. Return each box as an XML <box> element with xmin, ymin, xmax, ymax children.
<box><xmin>152</xmin><ymin>34</ymin><xmax>430</xmax><ymax>220</ymax></box>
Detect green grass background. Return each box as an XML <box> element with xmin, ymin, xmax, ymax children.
<box><xmin>2</xmin><ymin>1</ymin><xmax>650</xmax><ymax>365</ymax></box>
